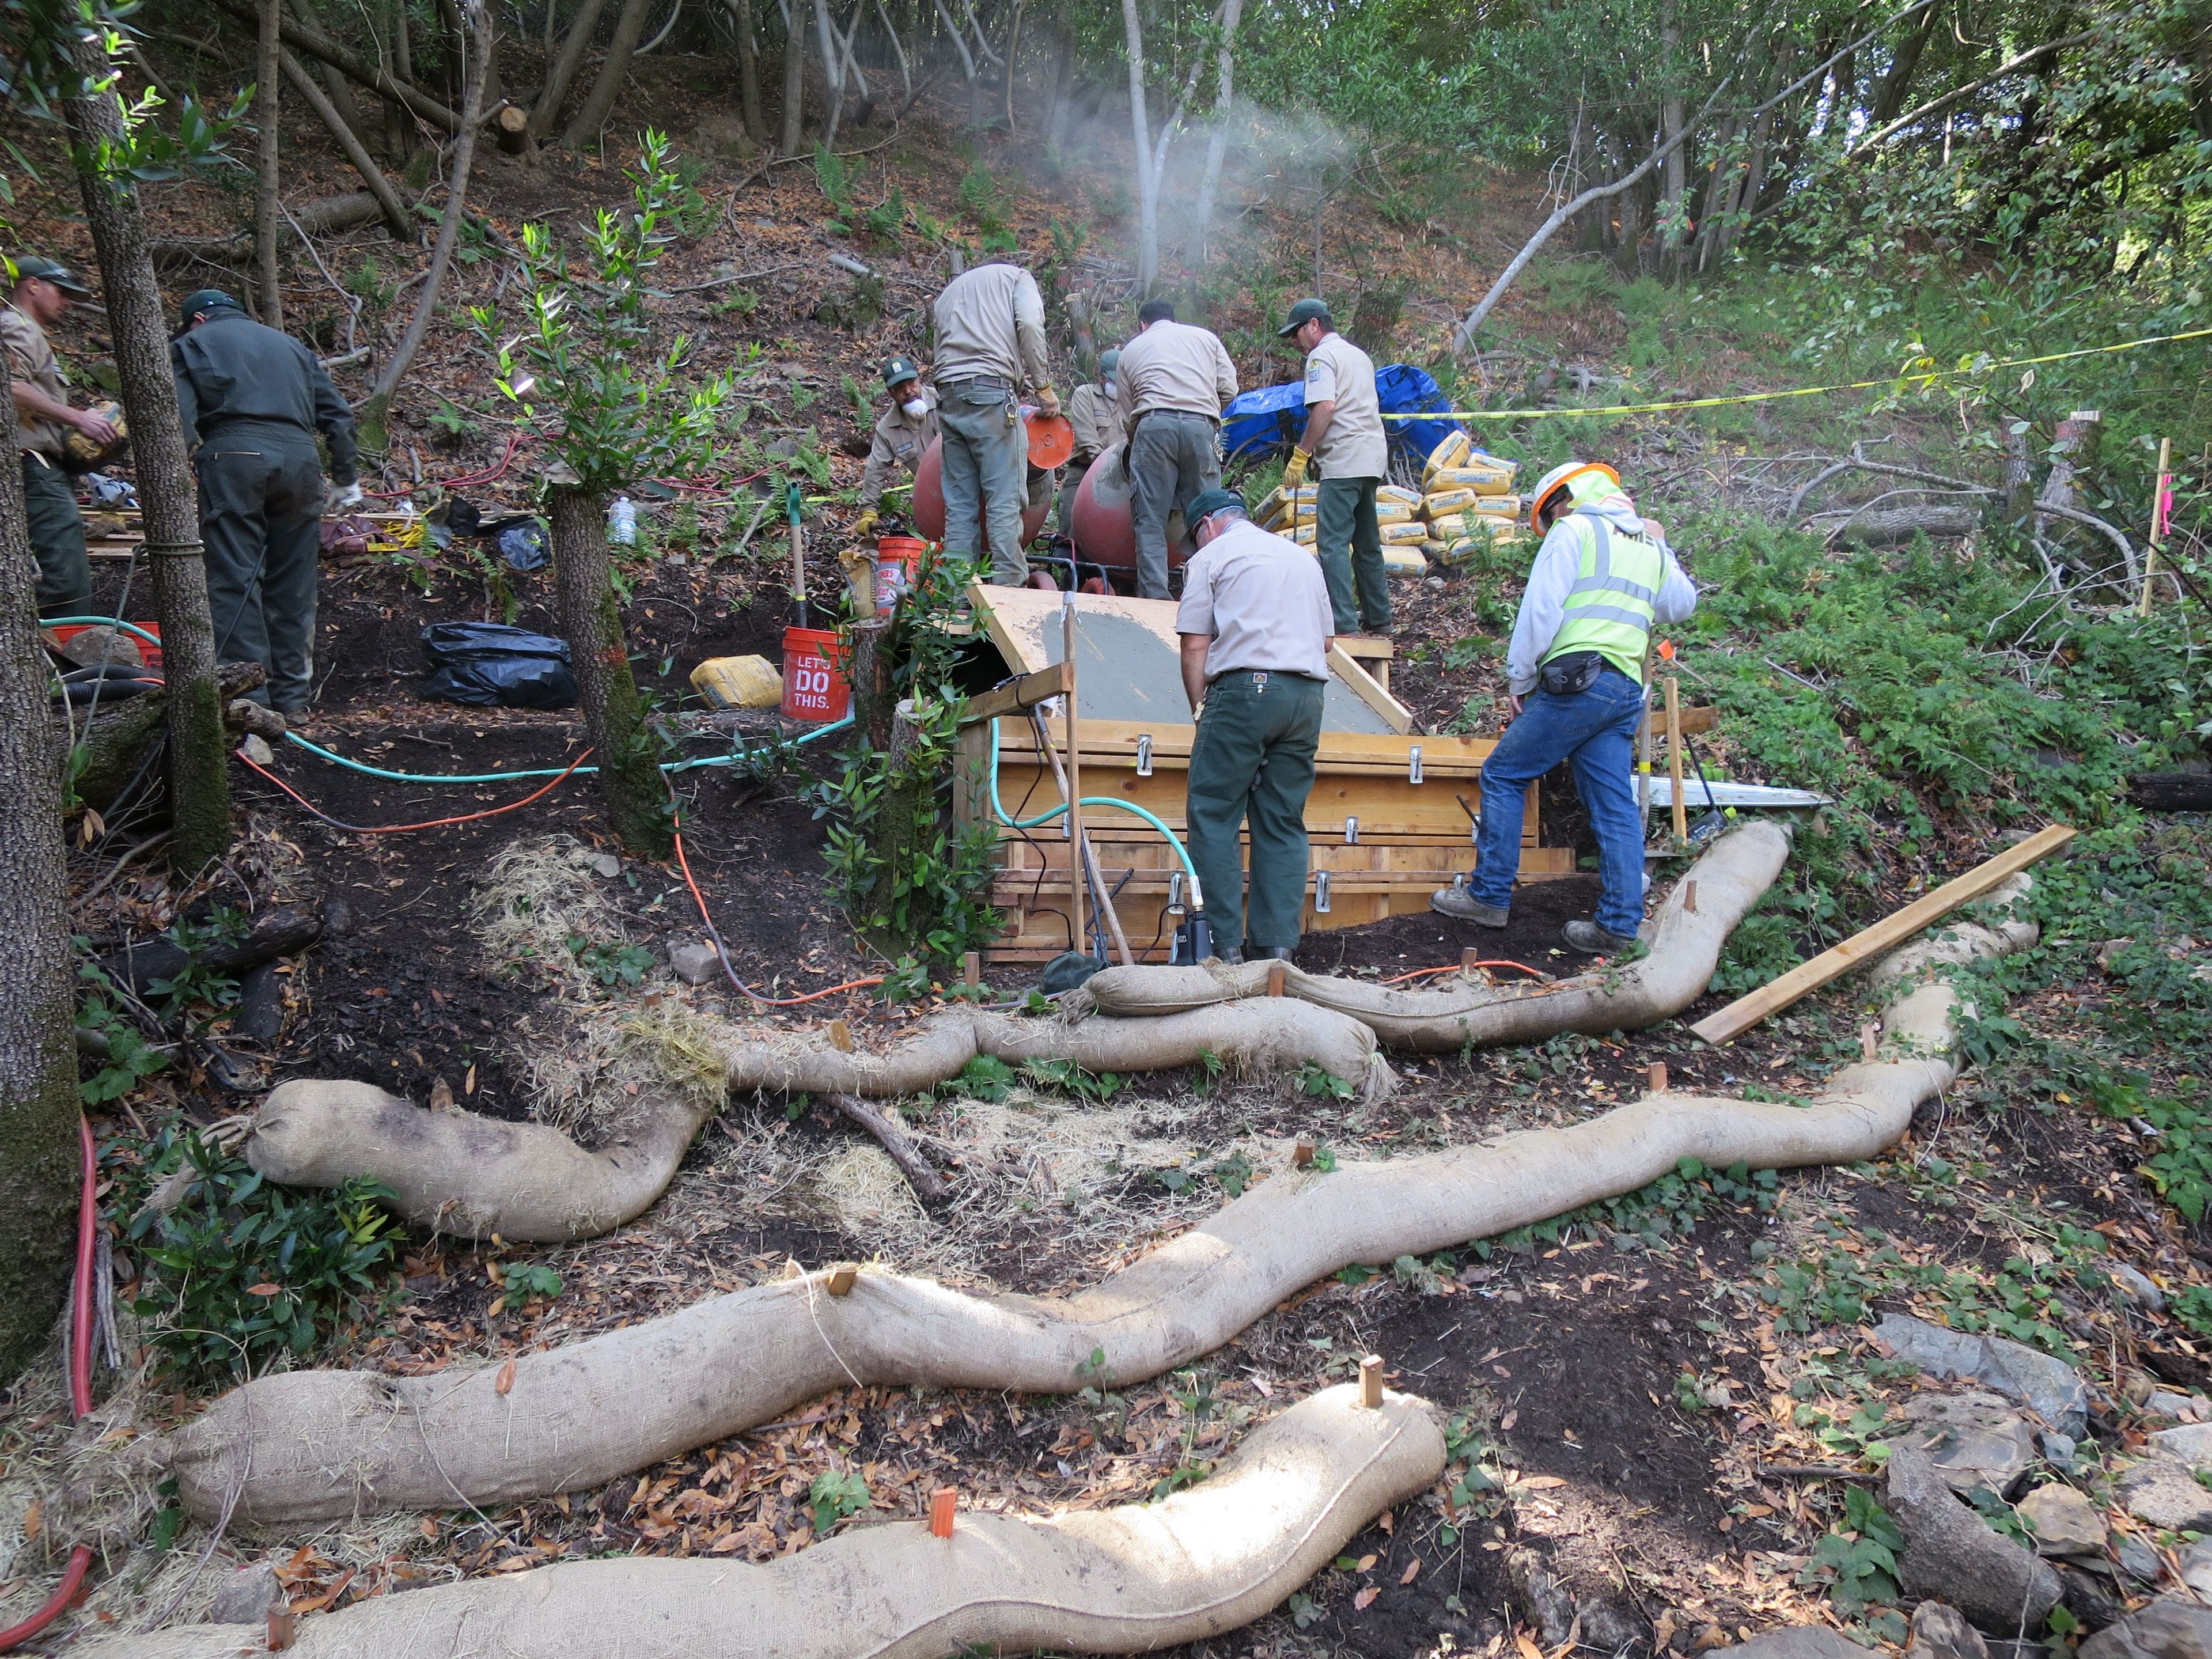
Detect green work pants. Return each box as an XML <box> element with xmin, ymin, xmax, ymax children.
<box><xmin>1316</xmin><ymin>475</ymin><xmax>1392</xmax><ymax>635</ymax></box>
<box><xmin>195</xmin><ymin>422</ymin><xmax>325</xmax><ymax>710</ymax></box>
<box><xmin>21</xmin><ymin>453</ymin><xmax>92</xmax><ymax>619</ymax></box>
<box><xmin>1187</xmin><ymin>669</ymin><xmax>1324</xmax><ymax>953</ymax></box>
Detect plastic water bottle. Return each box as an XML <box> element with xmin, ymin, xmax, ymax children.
<box><xmin>608</xmin><ymin>494</ymin><xmax>637</xmax><ymax>546</ymax></box>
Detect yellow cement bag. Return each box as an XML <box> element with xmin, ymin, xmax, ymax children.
<box><xmin>1377</xmin><ymin>483</ymin><xmax>1422</xmax><ymax>509</ymax></box>
<box><xmin>1382</xmin><ymin>546</ymin><xmax>1428</xmax><ymax>576</ymax></box>
<box><xmin>1380</xmin><ymin>520</ymin><xmax>1430</xmax><ymax>546</ymax></box>
<box><xmin>690</xmin><ymin>654</ymin><xmax>783</xmax><ymax>709</ymax></box>
<box><xmin>1427</xmin><ymin>463</ymin><xmax>1518</xmax><ymax>495</ymax></box>
<box><xmin>1424</xmin><ymin>431</ymin><xmax>1471</xmax><ymax>477</ymax></box>
<box><xmin>1422</xmin><ymin>487</ymin><xmax>1479</xmax><ymax>516</ymax></box>
<box><xmin>1290</xmin><ymin>523</ymin><xmax>1317</xmax><ymax>546</ymax></box>
<box><xmin>1375</xmin><ymin>499</ymin><xmax>1416</xmax><ymax>526</ymax></box>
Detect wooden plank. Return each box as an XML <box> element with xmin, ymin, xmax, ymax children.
<box><xmin>1326</xmin><ymin>645</ymin><xmax>1412</xmax><ymax>733</ymax></box>
<box><xmin>1689</xmin><ymin>824</ymin><xmax>2077</xmax><ymax>1046</ymax></box>
<box><xmin>956</xmin><ymin>661</ymin><xmax>1067</xmax><ymax>727</ymax></box>
<box><xmin>1678</xmin><ymin>705</ymin><xmax>1719</xmax><ymax>736</ymax></box>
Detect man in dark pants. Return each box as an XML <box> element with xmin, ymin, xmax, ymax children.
<box><xmin>171</xmin><ymin>289</ymin><xmax>360</xmax><ymax>714</ymax></box>
<box><xmin>1431</xmin><ymin>461</ymin><xmax>1698</xmax><ymax>955</ymax></box>
<box><xmin>4</xmin><ymin>257</ymin><xmax>116</xmax><ymax>618</ymax></box>
<box><xmin>1116</xmin><ymin>299</ymin><xmax>1238</xmax><ymax>599</ymax></box>
<box><xmin>1278</xmin><ymin>298</ymin><xmax>1391</xmax><ymax>636</ymax></box>
<box><xmin>1176</xmin><ymin>487</ymin><xmax>1335</xmax><ymax>966</ymax></box>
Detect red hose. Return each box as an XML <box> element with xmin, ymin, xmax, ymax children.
<box><xmin>1382</xmin><ymin>960</ymin><xmax>1551</xmax><ymax>985</ymax></box>
<box><xmin>0</xmin><ymin>1117</ymin><xmax>100</xmax><ymax>1651</ymax></box>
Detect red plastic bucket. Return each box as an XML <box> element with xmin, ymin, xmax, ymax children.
<box><xmin>781</xmin><ymin>626</ymin><xmax>851</xmax><ymax>722</ymax></box>
<box><xmin>873</xmin><ymin>536</ymin><xmax>928</xmax><ymax>614</ymax></box>
<box><xmin>47</xmin><ymin>621</ymin><xmax>164</xmax><ymax>672</ymax></box>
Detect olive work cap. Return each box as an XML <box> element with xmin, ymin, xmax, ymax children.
<box><xmin>1276</xmin><ymin>297</ymin><xmax>1332</xmax><ymax>338</ymax></box>
<box><xmin>13</xmin><ymin>256</ymin><xmax>92</xmax><ymax>298</ymax></box>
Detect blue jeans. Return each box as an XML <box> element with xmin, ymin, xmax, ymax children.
<box><xmin>1468</xmin><ymin>668</ymin><xmax>1648</xmax><ymax>937</ymax></box>
<box><xmin>937</xmin><ymin>379</ymin><xmax>1030</xmax><ymax>584</ymax></box>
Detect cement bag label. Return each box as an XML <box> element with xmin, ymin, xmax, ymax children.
<box><xmin>1375</xmin><ymin>499</ymin><xmax>1417</xmax><ymax>525</ymax></box>
<box><xmin>1380</xmin><ymin>520</ymin><xmax>1429</xmax><ymax>545</ymax></box>
<box><xmin>1378</xmin><ymin>483</ymin><xmax>1422</xmax><ymax>507</ymax></box>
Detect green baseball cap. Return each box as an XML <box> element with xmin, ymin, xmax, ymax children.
<box><xmin>13</xmin><ymin>256</ymin><xmax>91</xmax><ymax>298</ymax></box>
<box><xmin>1185</xmin><ymin>487</ymin><xmax>1245</xmax><ymax>527</ymax></box>
<box><xmin>1098</xmin><ymin>348</ymin><xmax>1121</xmax><ymax>376</ymax></box>
<box><xmin>178</xmin><ymin>289</ymin><xmax>243</xmax><ymax>328</ymax></box>
<box><xmin>881</xmin><ymin>357</ymin><xmax>921</xmax><ymax>389</ymax></box>
<box><xmin>1276</xmin><ymin>297</ymin><xmax>1332</xmax><ymax>338</ymax></box>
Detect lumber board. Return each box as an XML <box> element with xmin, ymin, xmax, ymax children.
<box><xmin>956</xmin><ymin>661</ymin><xmax>1067</xmax><ymax>726</ymax></box>
<box><xmin>1690</xmin><ymin>824</ymin><xmax>2076</xmax><ymax>1045</ymax></box>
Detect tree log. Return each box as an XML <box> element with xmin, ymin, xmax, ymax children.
<box><xmin>1822</xmin><ymin>504</ymin><xmax>1979</xmax><ymax>546</ymax></box>
<box><xmin>2127</xmin><ymin>772</ymin><xmax>2212</xmax><ymax>813</ymax></box>
<box><xmin>280</xmin><ymin>50</ymin><xmax>417</xmax><ymax>240</ymax></box>
<box><xmin>150</xmin><ymin>191</ymin><xmax>387</xmax><ymax>266</ymax></box>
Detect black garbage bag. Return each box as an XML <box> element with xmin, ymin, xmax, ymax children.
<box><xmin>419</xmin><ymin>622</ymin><xmax>577</xmax><ymax>709</ymax></box>
<box><xmin>482</xmin><ymin>515</ymin><xmax>550</xmax><ymax>571</ymax></box>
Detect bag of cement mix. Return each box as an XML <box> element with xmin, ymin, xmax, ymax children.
<box><xmin>1382</xmin><ymin>546</ymin><xmax>1428</xmax><ymax>575</ymax></box>
<box><xmin>1422</xmin><ymin>487</ymin><xmax>1479</xmax><ymax>516</ymax></box>
<box><xmin>1290</xmin><ymin>523</ymin><xmax>1317</xmax><ymax>546</ymax></box>
<box><xmin>1380</xmin><ymin>520</ymin><xmax>1430</xmax><ymax>546</ymax></box>
<box><xmin>1427</xmin><ymin>463</ymin><xmax>1518</xmax><ymax>494</ymax></box>
<box><xmin>1423</xmin><ymin>430</ymin><xmax>1472</xmax><ymax>478</ymax></box>
<box><xmin>1378</xmin><ymin>483</ymin><xmax>1422</xmax><ymax>509</ymax></box>
<box><xmin>1374</xmin><ymin>499</ymin><xmax>1417</xmax><ymax>526</ymax></box>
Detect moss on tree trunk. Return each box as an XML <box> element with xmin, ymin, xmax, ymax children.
<box><xmin>549</xmin><ymin>485</ymin><xmax>671</xmax><ymax>857</ymax></box>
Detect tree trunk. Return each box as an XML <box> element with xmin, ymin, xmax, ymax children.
<box><xmin>289</xmin><ymin>0</ymin><xmax>379</xmax><ymax>151</ymax></box>
<box><xmin>363</xmin><ymin>0</ymin><xmax>493</xmax><ymax>438</ymax></box>
<box><xmin>1190</xmin><ymin>0</ymin><xmax>1240</xmax><ymax>263</ymax></box>
<box><xmin>779</xmin><ymin>0</ymin><xmax>806</xmax><ymax>155</ymax></box>
<box><xmin>62</xmin><ymin>39</ymin><xmax>233</xmax><ymax>877</ymax></box>
<box><xmin>256</xmin><ymin>0</ymin><xmax>285</xmax><ymax>327</ymax></box>
<box><xmin>562</xmin><ymin>0</ymin><xmax>655</xmax><ymax>147</ymax></box>
<box><xmin>281</xmin><ymin>48</ymin><xmax>418</xmax><ymax>238</ymax></box>
<box><xmin>1655</xmin><ymin>9</ymin><xmax>1687</xmax><ymax>276</ymax></box>
<box><xmin>1868</xmin><ymin>0</ymin><xmax>1940</xmax><ymax>126</ymax></box>
<box><xmin>1120</xmin><ymin>0</ymin><xmax>1157</xmax><ymax>293</ymax></box>
<box><xmin>385</xmin><ymin>0</ymin><xmax>414</xmax><ymax>157</ymax></box>
<box><xmin>529</xmin><ymin>0</ymin><xmax>611</xmax><ymax>142</ymax></box>
<box><xmin>548</xmin><ymin>486</ymin><xmax>671</xmax><ymax>856</ymax></box>
<box><xmin>729</xmin><ymin>0</ymin><xmax>766</xmax><ymax>144</ymax></box>
<box><xmin>0</xmin><ymin>348</ymin><xmax>83</xmax><ymax>1391</ymax></box>
<box><xmin>815</xmin><ymin>0</ymin><xmax>847</xmax><ymax>147</ymax></box>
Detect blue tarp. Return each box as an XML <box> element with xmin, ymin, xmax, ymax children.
<box><xmin>1220</xmin><ymin>362</ymin><xmax>1464</xmax><ymax>468</ymax></box>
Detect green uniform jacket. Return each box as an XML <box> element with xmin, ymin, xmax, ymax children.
<box><xmin>170</xmin><ymin>312</ymin><xmax>359</xmax><ymax>483</ymax></box>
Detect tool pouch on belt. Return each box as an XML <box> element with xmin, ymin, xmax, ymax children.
<box><xmin>1539</xmin><ymin>650</ymin><xmax>1607</xmax><ymax>696</ymax></box>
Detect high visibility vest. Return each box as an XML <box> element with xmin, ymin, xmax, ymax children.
<box><xmin>1543</xmin><ymin>510</ymin><xmax>1664</xmax><ymax>684</ymax></box>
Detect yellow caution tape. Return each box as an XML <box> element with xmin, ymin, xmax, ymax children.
<box><xmin>1382</xmin><ymin>324</ymin><xmax>2212</xmax><ymax>422</ymax></box>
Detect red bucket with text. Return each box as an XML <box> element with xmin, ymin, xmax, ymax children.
<box><xmin>781</xmin><ymin>626</ymin><xmax>851</xmax><ymax>722</ymax></box>
<box><xmin>873</xmin><ymin>536</ymin><xmax>929</xmax><ymax>615</ymax></box>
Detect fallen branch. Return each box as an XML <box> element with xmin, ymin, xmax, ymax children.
<box><xmin>93</xmin><ymin>1384</ymin><xmax>1444</xmax><ymax>1658</ymax></box>
<box><xmin>279</xmin><ymin>49</ymin><xmax>415</xmax><ymax>241</ymax></box>
<box><xmin>162</xmin><ymin>903</ymin><xmax>2032</xmax><ymax>1524</ymax></box>
<box><xmin>149</xmin><ymin>191</ymin><xmax>386</xmax><ymax>267</ymax></box>
<box><xmin>824</xmin><ymin>1090</ymin><xmax>949</xmax><ymax>1200</ymax></box>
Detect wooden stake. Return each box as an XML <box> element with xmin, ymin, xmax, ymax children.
<box><xmin>1647</xmin><ymin>1061</ymin><xmax>1668</xmax><ymax>1094</ymax></box>
<box><xmin>1664</xmin><ymin>673</ymin><xmax>1687</xmax><ymax>846</ymax></box>
<box><xmin>1684</xmin><ymin>880</ymin><xmax>1698</xmax><ymax>914</ymax></box>
<box><xmin>1267</xmin><ymin>961</ymin><xmax>1286</xmax><ymax>997</ymax></box>
<box><xmin>1861</xmin><ymin>1022</ymin><xmax>1880</xmax><ymax>1062</ymax></box>
<box><xmin>267</xmin><ymin>1608</ymin><xmax>297</xmax><ymax>1651</ymax></box>
<box><xmin>1062</xmin><ymin>597</ymin><xmax>1086</xmax><ymax>957</ymax></box>
<box><xmin>1359</xmin><ymin>1354</ymin><xmax>1385</xmax><ymax>1408</ymax></box>
<box><xmin>2138</xmin><ymin>436</ymin><xmax>2173</xmax><ymax>618</ymax></box>
<box><xmin>1294</xmin><ymin>1135</ymin><xmax>1316</xmax><ymax>1167</ymax></box>
<box><xmin>1461</xmin><ymin>946</ymin><xmax>1480</xmax><ymax>973</ymax></box>
<box><xmin>962</xmin><ymin>950</ymin><xmax>981</xmax><ymax>987</ymax></box>
<box><xmin>930</xmin><ymin>1487</ymin><xmax>957</xmax><ymax>1537</ymax></box>
<box><xmin>1691</xmin><ymin>824</ymin><xmax>2078</xmax><ymax>1045</ymax></box>
<box><xmin>825</xmin><ymin>1265</ymin><xmax>857</xmax><ymax>1296</ymax></box>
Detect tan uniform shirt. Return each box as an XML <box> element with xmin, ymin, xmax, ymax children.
<box><xmin>1066</xmin><ymin>380</ymin><xmax>1117</xmax><ymax>462</ymax></box>
<box><xmin>933</xmin><ymin>263</ymin><xmax>1050</xmax><ymax>388</ymax></box>
<box><xmin>1175</xmin><ymin>518</ymin><xmax>1335</xmax><ymax>683</ymax></box>
<box><xmin>1</xmin><ymin>305</ymin><xmax>70</xmax><ymax>459</ymax></box>
<box><xmin>859</xmin><ymin>396</ymin><xmax>939</xmax><ymax>508</ymax></box>
<box><xmin>1116</xmin><ymin>319</ymin><xmax>1238</xmax><ymax>444</ymax></box>
<box><xmin>1302</xmin><ymin>331</ymin><xmax>1388</xmax><ymax>480</ymax></box>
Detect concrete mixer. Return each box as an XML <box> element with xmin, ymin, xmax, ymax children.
<box><xmin>1069</xmin><ymin>442</ymin><xmax>1193</xmax><ymax>590</ymax></box>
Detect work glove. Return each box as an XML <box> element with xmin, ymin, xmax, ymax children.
<box><xmin>1033</xmin><ymin>384</ymin><xmax>1062</xmax><ymax>419</ymax></box>
<box><xmin>328</xmin><ymin>481</ymin><xmax>365</xmax><ymax>513</ymax></box>
<box><xmin>1281</xmin><ymin>448</ymin><xmax>1311</xmax><ymax>489</ymax></box>
<box><xmin>852</xmin><ymin>507</ymin><xmax>880</xmax><ymax>541</ymax></box>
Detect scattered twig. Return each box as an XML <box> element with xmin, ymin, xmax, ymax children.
<box><xmin>823</xmin><ymin>1090</ymin><xmax>949</xmax><ymax>1201</ymax></box>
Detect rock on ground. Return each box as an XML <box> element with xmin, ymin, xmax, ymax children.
<box><xmin>1899</xmin><ymin>1392</ymin><xmax>2039</xmax><ymax>1495</ymax></box>
<box><xmin>206</xmin><ymin>1561</ymin><xmax>281</xmax><ymax>1624</ymax></box>
<box><xmin>2080</xmin><ymin>1598</ymin><xmax>2212</xmax><ymax>1659</ymax></box>
<box><xmin>1888</xmin><ymin>1444</ymin><xmax>2063</xmax><ymax>1635</ymax></box>
<box><xmin>2119</xmin><ymin>1459</ymin><xmax>2212</xmax><ymax>1533</ymax></box>
<box><xmin>2014</xmin><ymin>1481</ymin><xmax>2108</xmax><ymax>1556</ymax></box>
<box><xmin>1877</xmin><ymin>1313</ymin><xmax>2089</xmax><ymax>1437</ymax></box>
<box><xmin>669</xmin><ymin>941</ymin><xmax>722</xmax><ymax>985</ymax></box>
<box><xmin>1908</xmin><ymin>1601</ymin><xmax>1990</xmax><ymax>1659</ymax></box>
<box><xmin>1722</xmin><ymin>1628</ymin><xmax>1870</xmax><ymax>1659</ymax></box>
<box><xmin>2150</xmin><ymin>1423</ymin><xmax>2212</xmax><ymax>1466</ymax></box>
<box><xmin>2179</xmin><ymin>1539</ymin><xmax>2212</xmax><ymax>1599</ymax></box>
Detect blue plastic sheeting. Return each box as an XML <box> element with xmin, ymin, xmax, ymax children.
<box><xmin>1220</xmin><ymin>362</ymin><xmax>1464</xmax><ymax>467</ymax></box>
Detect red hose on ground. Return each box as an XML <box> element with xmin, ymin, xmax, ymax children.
<box><xmin>0</xmin><ymin>1116</ymin><xmax>100</xmax><ymax>1652</ymax></box>
<box><xmin>1382</xmin><ymin>960</ymin><xmax>1551</xmax><ymax>985</ymax></box>
<box><xmin>234</xmin><ymin>745</ymin><xmax>594</xmax><ymax>835</ymax></box>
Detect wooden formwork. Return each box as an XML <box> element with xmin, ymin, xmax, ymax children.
<box><xmin>954</xmin><ymin>714</ymin><xmax>1573</xmax><ymax>964</ymax></box>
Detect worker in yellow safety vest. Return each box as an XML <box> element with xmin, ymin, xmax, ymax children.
<box><xmin>1430</xmin><ymin>461</ymin><xmax>1698</xmax><ymax>955</ymax></box>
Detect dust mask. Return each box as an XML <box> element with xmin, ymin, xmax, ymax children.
<box><xmin>902</xmin><ymin>397</ymin><xmax>929</xmax><ymax>419</ymax></box>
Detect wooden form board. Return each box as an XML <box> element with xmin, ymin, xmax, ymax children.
<box><xmin>957</xmin><ymin>717</ymin><xmax>1571</xmax><ymax>962</ymax></box>
<box><xmin>965</xmin><ymin>581</ymin><xmax>1414</xmax><ymax>735</ymax></box>
<box><xmin>1690</xmin><ymin>823</ymin><xmax>2077</xmax><ymax>1045</ymax></box>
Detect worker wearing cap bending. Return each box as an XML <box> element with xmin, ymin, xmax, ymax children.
<box><xmin>1116</xmin><ymin>300</ymin><xmax>1239</xmax><ymax>600</ymax></box>
<box><xmin>852</xmin><ymin>357</ymin><xmax>938</xmax><ymax>540</ymax></box>
<box><xmin>931</xmin><ymin>260</ymin><xmax>1057</xmax><ymax>585</ymax></box>
<box><xmin>1058</xmin><ymin>349</ymin><xmax>1119</xmax><ymax>548</ymax></box>
<box><xmin>171</xmin><ymin>289</ymin><xmax>361</xmax><ymax>715</ymax></box>
<box><xmin>1279</xmin><ymin>298</ymin><xmax>1391</xmax><ymax>637</ymax></box>
<box><xmin>1176</xmin><ymin>487</ymin><xmax>1334</xmax><ymax>966</ymax></box>
<box><xmin>1432</xmin><ymin>462</ymin><xmax>1696</xmax><ymax>956</ymax></box>
<box><xmin>5</xmin><ymin>256</ymin><xmax>115</xmax><ymax>618</ymax></box>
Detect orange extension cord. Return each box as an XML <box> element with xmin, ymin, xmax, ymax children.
<box><xmin>233</xmin><ymin>744</ymin><xmax>595</xmax><ymax>832</ymax></box>
<box><xmin>1382</xmin><ymin>960</ymin><xmax>1551</xmax><ymax>984</ymax></box>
